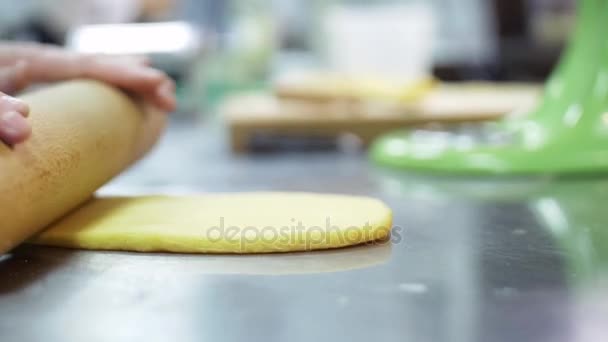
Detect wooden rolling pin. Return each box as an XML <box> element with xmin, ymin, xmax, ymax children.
<box><xmin>0</xmin><ymin>80</ymin><xmax>167</xmax><ymax>254</ymax></box>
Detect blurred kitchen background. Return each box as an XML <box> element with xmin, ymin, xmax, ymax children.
<box><xmin>0</xmin><ymin>0</ymin><xmax>577</xmax><ymax>156</ymax></box>
<box><xmin>7</xmin><ymin>3</ymin><xmax>608</xmax><ymax>341</ymax></box>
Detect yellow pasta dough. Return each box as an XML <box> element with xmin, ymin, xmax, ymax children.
<box><xmin>30</xmin><ymin>193</ymin><xmax>393</xmax><ymax>254</ymax></box>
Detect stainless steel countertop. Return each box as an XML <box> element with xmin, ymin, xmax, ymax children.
<box><xmin>1</xmin><ymin>119</ymin><xmax>607</xmax><ymax>342</ymax></box>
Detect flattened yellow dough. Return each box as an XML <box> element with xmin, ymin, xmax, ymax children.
<box><xmin>30</xmin><ymin>193</ymin><xmax>393</xmax><ymax>254</ymax></box>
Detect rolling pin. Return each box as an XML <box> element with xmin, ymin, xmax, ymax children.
<box><xmin>0</xmin><ymin>80</ymin><xmax>167</xmax><ymax>253</ymax></box>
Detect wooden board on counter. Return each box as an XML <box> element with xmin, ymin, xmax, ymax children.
<box><xmin>224</xmin><ymin>83</ymin><xmax>541</xmax><ymax>153</ymax></box>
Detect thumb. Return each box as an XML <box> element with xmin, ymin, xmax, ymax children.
<box><xmin>0</xmin><ymin>61</ymin><xmax>31</xmax><ymax>95</ymax></box>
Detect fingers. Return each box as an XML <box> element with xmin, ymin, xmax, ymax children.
<box><xmin>0</xmin><ymin>93</ymin><xmax>31</xmax><ymax>145</ymax></box>
<box><xmin>114</xmin><ymin>55</ymin><xmax>151</xmax><ymax>66</ymax></box>
<box><xmin>83</xmin><ymin>57</ymin><xmax>176</xmax><ymax>112</ymax></box>
<box><xmin>84</xmin><ymin>58</ymin><xmax>163</xmax><ymax>89</ymax></box>
<box><xmin>0</xmin><ymin>93</ymin><xmax>29</xmax><ymax>117</ymax></box>
<box><xmin>151</xmin><ymin>79</ymin><xmax>177</xmax><ymax>112</ymax></box>
<box><xmin>92</xmin><ymin>54</ymin><xmax>152</xmax><ymax>67</ymax></box>
<box><xmin>0</xmin><ymin>61</ymin><xmax>31</xmax><ymax>95</ymax></box>
<box><xmin>0</xmin><ymin>111</ymin><xmax>31</xmax><ymax>145</ymax></box>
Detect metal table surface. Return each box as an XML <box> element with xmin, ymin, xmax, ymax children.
<box><xmin>1</xmin><ymin>119</ymin><xmax>608</xmax><ymax>342</ymax></box>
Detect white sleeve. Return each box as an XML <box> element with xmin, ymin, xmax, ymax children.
<box><xmin>39</xmin><ymin>0</ymin><xmax>141</xmax><ymax>33</ymax></box>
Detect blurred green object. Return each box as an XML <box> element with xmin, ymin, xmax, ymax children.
<box><xmin>531</xmin><ymin>179</ymin><xmax>608</xmax><ymax>285</ymax></box>
<box><xmin>196</xmin><ymin>0</ymin><xmax>274</xmax><ymax>111</ymax></box>
<box><xmin>371</xmin><ymin>0</ymin><xmax>608</xmax><ymax>174</ymax></box>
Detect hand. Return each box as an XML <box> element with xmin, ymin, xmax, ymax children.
<box><xmin>0</xmin><ymin>72</ymin><xmax>30</xmax><ymax>145</ymax></box>
<box><xmin>0</xmin><ymin>44</ymin><xmax>176</xmax><ymax>146</ymax></box>
<box><xmin>79</xmin><ymin>55</ymin><xmax>176</xmax><ymax>111</ymax></box>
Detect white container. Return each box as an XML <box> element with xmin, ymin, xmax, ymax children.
<box><xmin>323</xmin><ymin>3</ymin><xmax>436</xmax><ymax>83</ymax></box>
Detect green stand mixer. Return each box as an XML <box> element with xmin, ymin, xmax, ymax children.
<box><xmin>371</xmin><ymin>0</ymin><xmax>608</xmax><ymax>174</ymax></box>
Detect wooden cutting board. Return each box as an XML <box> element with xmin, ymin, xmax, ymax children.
<box><xmin>224</xmin><ymin>83</ymin><xmax>541</xmax><ymax>153</ymax></box>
